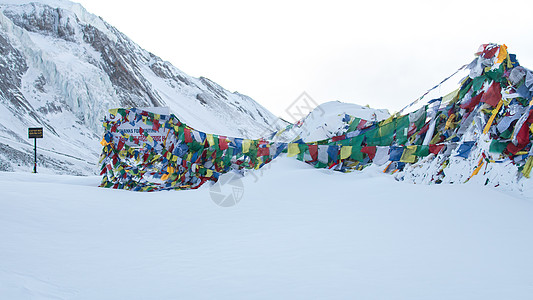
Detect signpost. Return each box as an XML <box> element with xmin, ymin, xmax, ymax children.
<box><xmin>28</xmin><ymin>127</ymin><xmax>43</xmax><ymax>173</ymax></box>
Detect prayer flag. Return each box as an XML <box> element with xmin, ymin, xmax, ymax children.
<box><xmin>243</xmin><ymin>139</ymin><xmax>251</xmax><ymax>153</ymax></box>
<box><xmin>400</xmin><ymin>145</ymin><xmax>417</xmax><ymax>163</ymax></box>
<box><xmin>287</xmin><ymin>143</ymin><xmax>300</xmax><ymax>157</ymax></box>
<box><xmin>340</xmin><ymin>146</ymin><xmax>352</xmax><ymax>160</ymax></box>
<box><xmin>361</xmin><ymin>146</ymin><xmax>376</xmax><ymax>160</ymax></box>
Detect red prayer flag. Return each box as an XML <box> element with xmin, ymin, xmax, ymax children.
<box><xmin>152</xmin><ymin>120</ymin><xmax>160</xmax><ymax>131</ymax></box>
<box><xmin>184</xmin><ymin>128</ymin><xmax>192</xmax><ymax>143</ymax></box>
<box><xmin>117</xmin><ymin>138</ymin><xmax>125</xmax><ymax>151</ymax></box>
<box><xmin>357</xmin><ymin>120</ymin><xmax>368</xmax><ymax>130</ymax></box>
<box><xmin>482</xmin><ymin>46</ymin><xmax>499</xmax><ymax>59</ymax></box>
<box><xmin>407</xmin><ymin>123</ymin><xmax>417</xmax><ymax>136</ymax></box>
<box><xmin>308</xmin><ymin>144</ymin><xmax>318</xmax><ymax>161</ymax></box>
<box><xmin>219</xmin><ymin>136</ymin><xmax>228</xmax><ymax>150</ymax></box>
<box><xmin>460</xmin><ymin>92</ymin><xmax>484</xmax><ymax>110</ymax></box>
<box><xmin>481</xmin><ymin>82</ymin><xmax>501</xmax><ymax>107</ymax></box>
<box><xmin>361</xmin><ymin>146</ymin><xmax>376</xmax><ymax>160</ymax></box>
<box><xmin>418</xmin><ymin>122</ymin><xmax>430</xmax><ymax>135</ymax></box>
<box><xmin>429</xmin><ymin>144</ymin><xmax>445</xmax><ymax>155</ymax></box>
<box><xmin>257</xmin><ymin>146</ymin><xmax>269</xmax><ymax>157</ymax></box>
<box><xmin>506</xmin><ymin>110</ymin><xmax>533</xmax><ymax>154</ymax></box>
<box><xmin>331</xmin><ymin>135</ymin><xmax>346</xmax><ymax>142</ymax></box>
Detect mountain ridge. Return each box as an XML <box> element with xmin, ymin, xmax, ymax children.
<box><xmin>0</xmin><ymin>0</ymin><xmax>285</xmax><ymax>174</ymax></box>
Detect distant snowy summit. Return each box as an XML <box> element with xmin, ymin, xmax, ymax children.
<box><xmin>0</xmin><ymin>0</ymin><xmax>285</xmax><ymax>174</ymax></box>
<box><xmin>272</xmin><ymin>101</ymin><xmax>390</xmax><ymax>143</ymax></box>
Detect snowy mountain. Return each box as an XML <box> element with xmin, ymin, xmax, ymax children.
<box><xmin>271</xmin><ymin>101</ymin><xmax>390</xmax><ymax>143</ymax></box>
<box><xmin>0</xmin><ymin>0</ymin><xmax>284</xmax><ymax>175</ymax></box>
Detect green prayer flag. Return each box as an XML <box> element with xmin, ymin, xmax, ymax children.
<box><xmin>489</xmin><ymin>139</ymin><xmax>508</xmax><ymax>154</ymax></box>
<box><xmin>415</xmin><ymin>145</ymin><xmax>429</xmax><ymax>157</ymax></box>
<box><xmin>472</xmin><ymin>76</ymin><xmax>485</xmax><ymax>93</ymax></box>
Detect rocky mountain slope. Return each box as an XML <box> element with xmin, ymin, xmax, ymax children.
<box><xmin>0</xmin><ymin>0</ymin><xmax>284</xmax><ymax>175</ymax></box>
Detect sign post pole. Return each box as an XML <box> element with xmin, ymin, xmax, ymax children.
<box><xmin>34</xmin><ymin>137</ymin><xmax>37</xmax><ymax>173</ymax></box>
<box><xmin>28</xmin><ymin>127</ymin><xmax>43</xmax><ymax>173</ymax></box>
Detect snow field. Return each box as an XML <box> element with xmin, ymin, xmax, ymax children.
<box><xmin>1</xmin><ymin>157</ymin><xmax>533</xmax><ymax>299</ymax></box>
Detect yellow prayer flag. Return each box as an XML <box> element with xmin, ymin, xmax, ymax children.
<box><xmin>243</xmin><ymin>139</ymin><xmax>251</xmax><ymax>153</ymax></box>
<box><xmin>287</xmin><ymin>143</ymin><xmax>300</xmax><ymax>157</ymax></box>
<box><xmin>275</xmin><ymin>128</ymin><xmax>286</xmax><ymax>137</ymax></box>
<box><xmin>442</xmin><ymin>88</ymin><xmax>460</xmax><ymax>104</ymax></box>
<box><xmin>400</xmin><ymin>145</ymin><xmax>417</xmax><ymax>163</ymax></box>
<box><xmin>445</xmin><ymin>113</ymin><xmax>456</xmax><ymax>130</ymax></box>
<box><xmin>522</xmin><ymin>157</ymin><xmax>533</xmax><ymax>178</ymax></box>
<box><xmin>507</xmin><ymin>52</ymin><xmax>513</xmax><ymax>69</ymax></box>
<box><xmin>206</xmin><ymin>169</ymin><xmax>213</xmax><ymax>177</ymax></box>
<box><xmin>430</xmin><ymin>132</ymin><xmax>442</xmax><ymax>145</ymax></box>
<box><xmin>340</xmin><ymin>146</ymin><xmax>352</xmax><ymax>160</ymax></box>
<box><xmin>466</xmin><ymin>157</ymin><xmax>485</xmax><ymax>182</ymax></box>
<box><xmin>496</xmin><ymin>44</ymin><xmax>508</xmax><ymax>64</ymax></box>
<box><xmin>483</xmin><ymin>99</ymin><xmax>503</xmax><ymax>134</ymax></box>
<box><xmin>206</xmin><ymin>134</ymin><xmax>215</xmax><ymax>147</ymax></box>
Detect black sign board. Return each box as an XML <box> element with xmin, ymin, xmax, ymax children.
<box><xmin>28</xmin><ymin>127</ymin><xmax>43</xmax><ymax>139</ymax></box>
<box><xmin>28</xmin><ymin>127</ymin><xmax>43</xmax><ymax>173</ymax></box>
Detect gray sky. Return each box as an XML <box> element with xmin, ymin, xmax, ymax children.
<box><xmin>75</xmin><ymin>0</ymin><xmax>533</xmax><ymax>119</ymax></box>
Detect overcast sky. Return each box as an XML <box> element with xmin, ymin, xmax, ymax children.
<box><xmin>75</xmin><ymin>0</ymin><xmax>533</xmax><ymax>119</ymax></box>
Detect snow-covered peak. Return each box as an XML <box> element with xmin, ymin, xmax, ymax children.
<box><xmin>0</xmin><ymin>0</ymin><xmax>285</xmax><ymax>175</ymax></box>
<box><xmin>0</xmin><ymin>0</ymin><xmax>113</xmax><ymax>40</ymax></box>
<box><xmin>274</xmin><ymin>101</ymin><xmax>390</xmax><ymax>142</ymax></box>
<box><xmin>312</xmin><ymin>101</ymin><xmax>390</xmax><ymax>121</ymax></box>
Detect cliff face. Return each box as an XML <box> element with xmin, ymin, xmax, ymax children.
<box><xmin>0</xmin><ymin>1</ymin><xmax>285</xmax><ymax>174</ymax></box>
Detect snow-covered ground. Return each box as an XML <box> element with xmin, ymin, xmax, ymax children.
<box><xmin>1</xmin><ymin>157</ymin><xmax>533</xmax><ymax>299</ymax></box>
